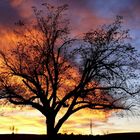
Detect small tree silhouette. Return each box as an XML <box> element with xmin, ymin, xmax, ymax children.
<box><xmin>10</xmin><ymin>125</ymin><xmax>18</xmax><ymax>134</ymax></box>
<box><xmin>90</xmin><ymin>119</ymin><xmax>93</xmax><ymax>135</ymax></box>
<box><xmin>0</xmin><ymin>2</ymin><xmax>139</xmax><ymax>137</ymax></box>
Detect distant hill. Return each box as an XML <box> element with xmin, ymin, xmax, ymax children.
<box><xmin>0</xmin><ymin>133</ymin><xmax>140</xmax><ymax>140</ymax></box>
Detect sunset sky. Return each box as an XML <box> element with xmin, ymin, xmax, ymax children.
<box><xmin>0</xmin><ymin>0</ymin><xmax>140</xmax><ymax>135</ymax></box>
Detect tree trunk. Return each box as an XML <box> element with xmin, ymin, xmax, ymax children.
<box><xmin>46</xmin><ymin>116</ymin><xmax>57</xmax><ymax>137</ymax></box>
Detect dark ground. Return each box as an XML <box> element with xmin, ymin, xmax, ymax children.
<box><xmin>0</xmin><ymin>133</ymin><xmax>140</xmax><ymax>140</ymax></box>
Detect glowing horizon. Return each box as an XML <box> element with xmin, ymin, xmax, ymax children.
<box><xmin>0</xmin><ymin>105</ymin><xmax>140</xmax><ymax>135</ymax></box>
<box><xmin>0</xmin><ymin>105</ymin><xmax>111</xmax><ymax>135</ymax></box>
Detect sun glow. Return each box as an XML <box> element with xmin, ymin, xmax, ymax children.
<box><xmin>0</xmin><ymin>105</ymin><xmax>111</xmax><ymax>135</ymax></box>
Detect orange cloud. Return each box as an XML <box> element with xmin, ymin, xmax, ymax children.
<box><xmin>10</xmin><ymin>0</ymin><xmax>24</xmax><ymax>7</ymax></box>
<box><xmin>0</xmin><ymin>26</ymin><xmax>19</xmax><ymax>50</ymax></box>
<box><xmin>10</xmin><ymin>0</ymin><xmax>34</xmax><ymax>20</ymax></box>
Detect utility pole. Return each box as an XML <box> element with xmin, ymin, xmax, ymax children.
<box><xmin>90</xmin><ymin>119</ymin><xmax>93</xmax><ymax>135</ymax></box>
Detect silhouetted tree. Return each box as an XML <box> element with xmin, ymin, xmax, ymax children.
<box><xmin>10</xmin><ymin>125</ymin><xmax>18</xmax><ymax>134</ymax></box>
<box><xmin>0</xmin><ymin>3</ymin><xmax>139</xmax><ymax>136</ymax></box>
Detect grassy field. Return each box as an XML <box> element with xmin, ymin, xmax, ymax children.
<box><xmin>0</xmin><ymin>133</ymin><xmax>140</xmax><ymax>140</ymax></box>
